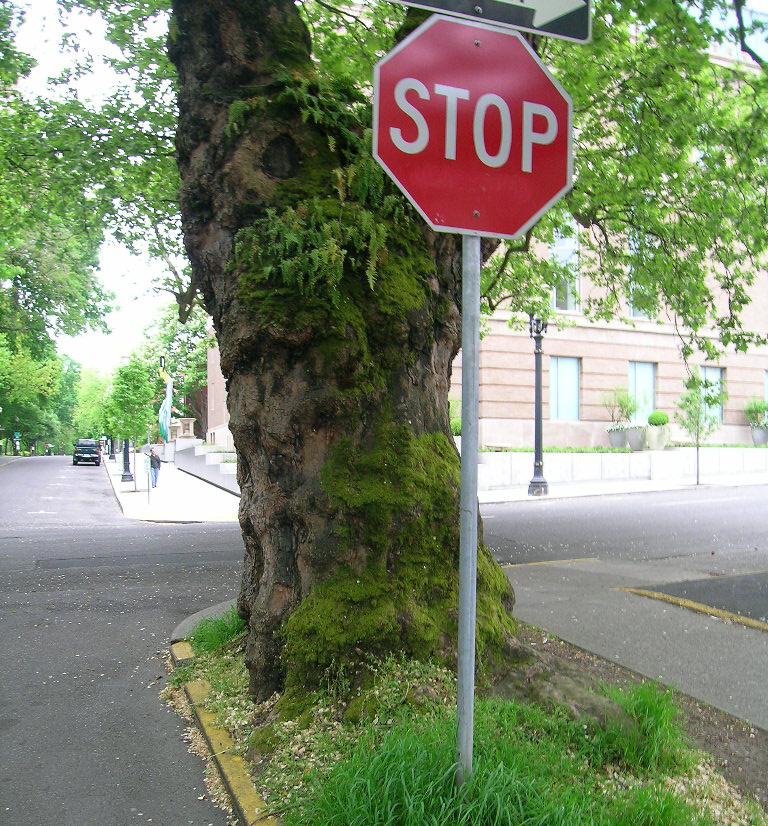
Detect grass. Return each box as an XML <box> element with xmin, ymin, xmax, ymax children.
<box><xmin>188</xmin><ymin>605</ymin><xmax>246</xmax><ymax>655</ymax></box>
<box><xmin>285</xmin><ymin>696</ymin><xmax>712</xmax><ymax>826</ymax></box>
<box><xmin>449</xmin><ymin>399</ymin><xmax>461</xmax><ymax>437</ymax></box>
<box><xmin>165</xmin><ymin>640</ymin><xmax>766</xmax><ymax>826</ymax></box>
<box><xmin>601</xmin><ymin>682</ymin><xmax>692</xmax><ymax>775</ymax></box>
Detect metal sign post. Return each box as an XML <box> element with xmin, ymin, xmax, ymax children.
<box><xmin>372</xmin><ymin>15</ymin><xmax>575</xmax><ymax>786</ymax></box>
<box><xmin>146</xmin><ymin>429</ymin><xmax>152</xmax><ymax>505</ymax></box>
<box><xmin>456</xmin><ymin>234</ymin><xmax>481</xmax><ymax>785</ymax></box>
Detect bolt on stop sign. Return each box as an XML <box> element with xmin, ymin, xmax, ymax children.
<box><xmin>373</xmin><ymin>16</ymin><xmax>573</xmax><ymax>239</ymax></box>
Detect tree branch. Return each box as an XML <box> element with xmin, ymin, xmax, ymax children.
<box><xmin>732</xmin><ymin>0</ymin><xmax>765</xmax><ymax>70</ymax></box>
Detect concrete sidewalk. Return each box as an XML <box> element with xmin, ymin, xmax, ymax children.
<box><xmin>104</xmin><ymin>450</ymin><xmax>240</xmax><ymax>522</ymax></box>
<box><xmin>479</xmin><ymin>471</ymin><xmax>768</xmax><ymax>503</ymax></box>
<box><xmin>102</xmin><ymin>444</ymin><xmax>768</xmax><ymax>521</ymax></box>
<box><xmin>507</xmin><ymin>553</ymin><xmax>768</xmax><ymax>731</ymax></box>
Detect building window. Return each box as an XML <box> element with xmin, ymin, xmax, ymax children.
<box><xmin>702</xmin><ymin>366</ymin><xmax>724</xmax><ymax>424</ymax></box>
<box><xmin>550</xmin><ymin>356</ymin><xmax>580</xmax><ymax>421</ymax></box>
<box><xmin>552</xmin><ymin>278</ymin><xmax>580</xmax><ymax>312</ymax></box>
<box><xmin>626</xmin><ymin>230</ymin><xmax>654</xmax><ymax>320</ymax></box>
<box><xmin>629</xmin><ymin>362</ymin><xmax>655</xmax><ymax>423</ymax></box>
<box><xmin>628</xmin><ymin>297</ymin><xmax>650</xmax><ymax>320</ymax></box>
<box><xmin>550</xmin><ymin>222</ymin><xmax>580</xmax><ymax>313</ymax></box>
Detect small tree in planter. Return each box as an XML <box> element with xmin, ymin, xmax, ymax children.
<box><xmin>602</xmin><ymin>388</ymin><xmax>637</xmax><ymax>448</ymax></box>
<box><xmin>744</xmin><ymin>398</ymin><xmax>768</xmax><ymax>446</ymax></box>
<box><xmin>675</xmin><ymin>370</ymin><xmax>727</xmax><ymax>484</ymax></box>
<box><xmin>646</xmin><ymin>411</ymin><xmax>670</xmax><ymax>450</ymax></box>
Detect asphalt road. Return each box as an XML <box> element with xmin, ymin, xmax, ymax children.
<box><xmin>0</xmin><ymin>455</ymin><xmax>245</xmax><ymax>826</ymax></box>
<box><xmin>482</xmin><ymin>485</ymin><xmax>768</xmax><ymax>564</ymax></box>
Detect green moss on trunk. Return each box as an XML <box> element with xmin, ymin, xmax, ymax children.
<box><xmin>280</xmin><ymin>422</ymin><xmax>516</xmax><ymax>688</ymax></box>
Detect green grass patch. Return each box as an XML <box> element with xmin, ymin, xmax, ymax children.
<box><xmin>189</xmin><ymin>605</ymin><xmax>246</xmax><ymax>655</ymax></box>
<box><xmin>285</xmin><ymin>701</ymin><xmax>714</xmax><ymax>826</ymax></box>
<box><xmin>166</xmin><ymin>645</ymin><xmax>765</xmax><ymax>826</ymax></box>
<box><xmin>598</xmin><ymin>683</ymin><xmax>693</xmax><ymax>776</ymax></box>
<box><xmin>449</xmin><ymin>399</ymin><xmax>461</xmax><ymax>436</ymax></box>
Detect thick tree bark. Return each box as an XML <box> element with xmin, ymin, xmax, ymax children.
<box><xmin>170</xmin><ymin>0</ymin><xmax>515</xmax><ymax>701</ymax></box>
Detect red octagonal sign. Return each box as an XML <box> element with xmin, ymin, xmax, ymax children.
<box><xmin>373</xmin><ymin>16</ymin><xmax>573</xmax><ymax>239</ymax></box>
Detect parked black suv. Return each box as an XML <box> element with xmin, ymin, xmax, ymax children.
<box><xmin>73</xmin><ymin>439</ymin><xmax>101</xmax><ymax>466</ymax></box>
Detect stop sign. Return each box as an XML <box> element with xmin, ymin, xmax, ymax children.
<box><xmin>373</xmin><ymin>16</ymin><xmax>573</xmax><ymax>239</ymax></box>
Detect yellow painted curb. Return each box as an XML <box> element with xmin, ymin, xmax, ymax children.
<box><xmin>620</xmin><ymin>587</ymin><xmax>768</xmax><ymax>633</ymax></box>
<box><xmin>167</xmin><ymin>651</ymin><xmax>278</xmax><ymax>826</ymax></box>
<box><xmin>171</xmin><ymin>640</ymin><xmax>195</xmax><ymax>666</ymax></box>
<box><xmin>184</xmin><ymin>679</ymin><xmax>279</xmax><ymax>826</ymax></box>
<box><xmin>502</xmin><ymin>557</ymin><xmax>598</xmax><ymax>569</ymax></box>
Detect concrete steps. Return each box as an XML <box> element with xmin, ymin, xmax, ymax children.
<box><xmin>175</xmin><ymin>444</ymin><xmax>239</xmax><ymax>495</ymax></box>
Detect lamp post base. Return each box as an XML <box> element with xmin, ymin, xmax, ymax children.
<box><xmin>121</xmin><ymin>439</ymin><xmax>133</xmax><ymax>482</ymax></box>
<box><xmin>528</xmin><ymin>476</ymin><xmax>548</xmax><ymax>496</ymax></box>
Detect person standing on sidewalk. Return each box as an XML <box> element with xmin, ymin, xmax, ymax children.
<box><xmin>150</xmin><ymin>448</ymin><xmax>161</xmax><ymax>488</ymax></box>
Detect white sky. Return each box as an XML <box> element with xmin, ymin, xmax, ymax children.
<box><xmin>15</xmin><ymin>0</ymin><xmax>174</xmax><ymax>375</ymax></box>
<box><xmin>56</xmin><ymin>242</ymin><xmax>174</xmax><ymax>373</ymax></box>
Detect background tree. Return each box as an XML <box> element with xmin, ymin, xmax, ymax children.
<box><xmin>102</xmin><ymin>357</ymin><xmax>155</xmax><ymax>488</ymax></box>
<box><xmin>483</xmin><ymin>4</ymin><xmax>768</xmax><ymax>360</ymax></box>
<box><xmin>73</xmin><ymin>369</ymin><xmax>110</xmax><ymax>439</ymax></box>
<box><xmin>47</xmin><ymin>357</ymin><xmax>81</xmax><ymax>453</ymax></box>
<box><xmin>139</xmin><ymin>303</ymin><xmax>214</xmax><ymax>436</ymax></box>
<box><xmin>0</xmin><ymin>4</ymin><xmax>113</xmax><ymax>355</ymax></box>
<box><xmin>0</xmin><ymin>337</ymin><xmax>62</xmax><ymax>452</ymax></box>
<box><xmin>675</xmin><ymin>369</ymin><xmax>728</xmax><ymax>485</ymax></box>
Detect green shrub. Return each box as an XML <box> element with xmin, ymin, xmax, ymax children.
<box><xmin>647</xmin><ymin>411</ymin><xmax>669</xmax><ymax>426</ymax></box>
<box><xmin>189</xmin><ymin>605</ymin><xmax>246</xmax><ymax>654</ymax></box>
<box><xmin>744</xmin><ymin>398</ymin><xmax>768</xmax><ymax>427</ymax></box>
<box><xmin>449</xmin><ymin>399</ymin><xmax>461</xmax><ymax>436</ymax></box>
<box><xmin>603</xmin><ymin>387</ymin><xmax>639</xmax><ymax>425</ymax></box>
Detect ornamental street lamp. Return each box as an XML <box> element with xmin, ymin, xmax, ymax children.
<box><xmin>119</xmin><ymin>356</ymin><xmax>133</xmax><ymax>482</ymax></box>
<box><xmin>528</xmin><ymin>315</ymin><xmax>548</xmax><ymax>497</ymax></box>
<box><xmin>121</xmin><ymin>435</ymin><xmax>133</xmax><ymax>482</ymax></box>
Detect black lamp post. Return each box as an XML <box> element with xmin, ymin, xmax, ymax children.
<box><xmin>118</xmin><ymin>356</ymin><xmax>133</xmax><ymax>482</ymax></box>
<box><xmin>121</xmin><ymin>436</ymin><xmax>133</xmax><ymax>482</ymax></box>
<box><xmin>528</xmin><ymin>315</ymin><xmax>548</xmax><ymax>497</ymax></box>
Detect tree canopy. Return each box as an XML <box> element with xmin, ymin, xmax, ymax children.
<box><xmin>102</xmin><ymin>355</ymin><xmax>155</xmax><ymax>442</ymax></box>
<box><xmin>34</xmin><ymin>0</ymin><xmax>767</xmax><ymax>356</ymax></box>
<box><xmin>0</xmin><ymin>2</ymin><xmax>114</xmax><ymax>355</ymax></box>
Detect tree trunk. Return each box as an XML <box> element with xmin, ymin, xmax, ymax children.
<box><xmin>185</xmin><ymin>387</ymin><xmax>207</xmax><ymax>438</ymax></box>
<box><xmin>169</xmin><ymin>0</ymin><xmax>515</xmax><ymax>701</ymax></box>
